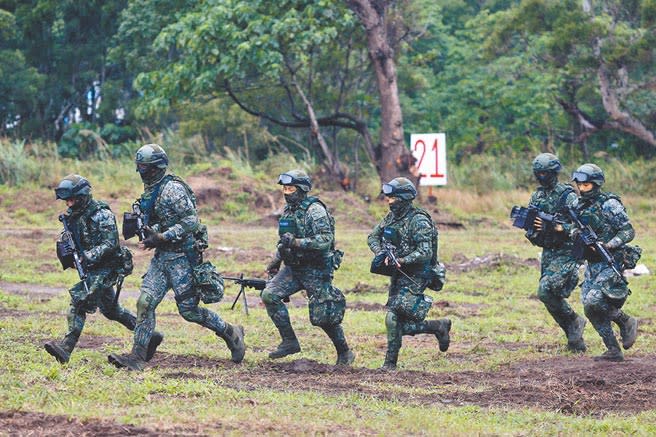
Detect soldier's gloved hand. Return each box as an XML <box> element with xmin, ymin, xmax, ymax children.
<box><xmin>533</xmin><ymin>216</ymin><xmax>543</xmax><ymax>232</ymax></box>
<box><xmin>142</xmin><ymin>226</ymin><xmax>166</xmax><ymax>249</ymax></box>
<box><xmin>266</xmin><ymin>258</ymin><xmax>282</xmax><ymax>276</ymax></box>
<box><xmin>280</xmin><ymin>232</ymin><xmax>297</xmax><ymax>248</ymax></box>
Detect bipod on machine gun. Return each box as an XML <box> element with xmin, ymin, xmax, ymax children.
<box><xmin>224</xmin><ymin>274</ymin><xmax>268</xmax><ymax>316</ymax></box>
<box><xmin>57</xmin><ymin>214</ymin><xmax>90</xmax><ymax>295</ymax></box>
<box><xmin>567</xmin><ymin>206</ymin><xmax>627</xmax><ymax>284</ymax></box>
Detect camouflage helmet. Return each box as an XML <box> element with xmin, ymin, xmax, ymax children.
<box><xmin>277</xmin><ymin>169</ymin><xmax>312</xmax><ymax>192</ymax></box>
<box><xmin>135</xmin><ymin>144</ymin><xmax>168</xmax><ymax>170</ymax></box>
<box><xmin>572</xmin><ymin>163</ymin><xmax>605</xmax><ymax>186</ymax></box>
<box><xmin>382</xmin><ymin>177</ymin><xmax>417</xmax><ymax>200</ymax></box>
<box><xmin>55</xmin><ymin>174</ymin><xmax>91</xmax><ymax>200</ymax></box>
<box><xmin>532</xmin><ymin>153</ymin><xmax>562</xmax><ymax>173</ymax></box>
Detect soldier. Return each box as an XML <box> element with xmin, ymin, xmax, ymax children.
<box><xmin>261</xmin><ymin>170</ymin><xmax>355</xmax><ymax>365</ymax></box>
<box><xmin>108</xmin><ymin>144</ymin><xmax>245</xmax><ymax>370</ymax></box>
<box><xmin>571</xmin><ymin>163</ymin><xmax>638</xmax><ymax>362</ymax></box>
<box><xmin>45</xmin><ymin>174</ymin><xmax>163</xmax><ymax>364</ymax></box>
<box><xmin>526</xmin><ymin>153</ymin><xmax>586</xmax><ymax>352</ymax></box>
<box><xmin>368</xmin><ymin>177</ymin><xmax>450</xmax><ymax>370</ymax></box>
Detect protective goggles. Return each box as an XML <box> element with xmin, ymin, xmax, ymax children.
<box><xmin>55</xmin><ymin>181</ymin><xmax>89</xmax><ymax>200</ymax></box>
<box><xmin>571</xmin><ymin>171</ymin><xmax>591</xmax><ymax>182</ymax></box>
<box><xmin>381</xmin><ymin>183</ymin><xmax>396</xmax><ymax>195</ymax></box>
<box><xmin>278</xmin><ymin>173</ymin><xmax>298</xmax><ymax>185</ymax></box>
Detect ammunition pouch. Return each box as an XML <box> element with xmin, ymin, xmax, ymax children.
<box><xmin>423</xmin><ymin>263</ymin><xmax>446</xmax><ymax>292</ymax></box>
<box><xmin>193</xmin><ymin>223</ymin><xmax>209</xmax><ymax>253</ymax></box>
<box><xmin>192</xmin><ymin>261</ymin><xmax>224</xmax><ymax>304</ymax></box>
<box><xmin>389</xmin><ymin>287</ymin><xmax>432</xmax><ymax>322</ymax></box>
<box><xmin>122</xmin><ymin>212</ymin><xmax>139</xmax><ymax>240</ymax></box>
<box><xmin>619</xmin><ymin>244</ymin><xmax>642</xmax><ymax>270</ymax></box>
<box><xmin>56</xmin><ymin>240</ymin><xmax>75</xmax><ymax>270</ymax></box>
<box><xmin>308</xmin><ymin>286</ymin><xmax>346</xmax><ymax>327</ymax></box>
<box><xmin>115</xmin><ymin>246</ymin><xmax>134</xmax><ymax>277</ymax></box>
<box><xmin>332</xmin><ymin>249</ymin><xmax>344</xmax><ymax>270</ymax></box>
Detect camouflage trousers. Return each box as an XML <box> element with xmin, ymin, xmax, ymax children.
<box><xmin>581</xmin><ymin>261</ymin><xmax>629</xmax><ymax>349</ymax></box>
<box><xmin>385</xmin><ymin>274</ymin><xmax>434</xmax><ymax>357</ymax></box>
<box><xmin>63</xmin><ymin>268</ymin><xmax>136</xmax><ymax>352</ymax></box>
<box><xmin>132</xmin><ymin>251</ymin><xmax>227</xmax><ymax>351</ymax></box>
<box><xmin>537</xmin><ymin>249</ymin><xmax>581</xmax><ymax>336</ymax></box>
<box><xmin>260</xmin><ymin>265</ymin><xmax>349</xmax><ymax>354</ymax></box>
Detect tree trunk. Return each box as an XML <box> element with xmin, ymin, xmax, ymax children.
<box><xmin>346</xmin><ymin>0</ymin><xmax>415</xmax><ymax>183</ymax></box>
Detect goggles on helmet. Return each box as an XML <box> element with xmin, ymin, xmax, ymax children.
<box><xmin>381</xmin><ymin>183</ymin><xmax>395</xmax><ymax>195</ymax></box>
<box><xmin>571</xmin><ymin>172</ymin><xmax>591</xmax><ymax>182</ymax></box>
<box><xmin>277</xmin><ymin>173</ymin><xmax>297</xmax><ymax>185</ymax></box>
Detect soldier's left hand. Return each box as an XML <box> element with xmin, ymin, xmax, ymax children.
<box><xmin>280</xmin><ymin>232</ymin><xmax>297</xmax><ymax>248</ymax></box>
<box><xmin>142</xmin><ymin>226</ymin><xmax>166</xmax><ymax>249</ymax></box>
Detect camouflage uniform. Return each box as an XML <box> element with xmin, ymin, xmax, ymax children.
<box><xmin>261</xmin><ymin>170</ymin><xmax>353</xmax><ymax>365</ymax></box>
<box><xmin>527</xmin><ymin>184</ymin><xmax>585</xmax><ymax>351</ymax></box>
<box><xmin>573</xmin><ymin>177</ymin><xmax>636</xmax><ymax>361</ymax></box>
<box><xmin>45</xmin><ymin>175</ymin><xmax>155</xmax><ymax>364</ymax></box>
<box><xmin>368</xmin><ymin>177</ymin><xmax>450</xmax><ymax>370</ymax></box>
<box><xmin>109</xmin><ymin>144</ymin><xmax>244</xmax><ymax>371</ymax></box>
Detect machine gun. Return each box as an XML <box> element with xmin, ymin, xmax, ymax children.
<box><xmin>57</xmin><ymin>214</ymin><xmax>90</xmax><ymax>295</ymax></box>
<box><xmin>567</xmin><ymin>206</ymin><xmax>627</xmax><ymax>284</ymax></box>
<box><xmin>122</xmin><ymin>200</ymin><xmax>146</xmax><ymax>241</ymax></box>
<box><xmin>370</xmin><ymin>240</ymin><xmax>421</xmax><ymax>288</ymax></box>
<box><xmin>224</xmin><ymin>274</ymin><xmax>268</xmax><ymax>315</ymax></box>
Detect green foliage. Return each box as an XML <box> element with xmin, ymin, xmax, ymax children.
<box><xmin>58</xmin><ymin>123</ymin><xmax>109</xmax><ymax>159</ymax></box>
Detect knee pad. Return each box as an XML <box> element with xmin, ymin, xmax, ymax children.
<box><xmin>177</xmin><ymin>299</ymin><xmax>206</xmax><ymax>324</ymax></box>
<box><xmin>136</xmin><ymin>293</ymin><xmax>157</xmax><ymax>317</ymax></box>
<box><xmin>385</xmin><ymin>311</ymin><xmax>398</xmax><ymax>332</ymax></box>
<box><xmin>261</xmin><ymin>289</ymin><xmax>282</xmax><ymax>306</ymax></box>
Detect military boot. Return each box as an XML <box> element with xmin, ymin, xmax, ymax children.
<box><xmin>218</xmin><ymin>324</ymin><xmax>246</xmax><ymax>363</ymax></box>
<box><xmin>44</xmin><ymin>341</ymin><xmax>73</xmax><ymax>364</ymax></box>
<box><xmin>336</xmin><ymin>349</ymin><xmax>356</xmax><ymax>366</ymax></box>
<box><xmin>380</xmin><ymin>349</ymin><xmax>398</xmax><ymax>371</ymax></box>
<box><xmin>269</xmin><ymin>325</ymin><xmax>301</xmax><ymax>359</ymax></box>
<box><xmin>566</xmin><ymin>315</ymin><xmax>587</xmax><ymax>353</ymax></box>
<box><xmin>146</xmin><ymin>331</ymin><xmax>164</xmax><ymax>362</ymax></box>
<box><xmin>593</xmin><ymin>347</ymin><xmax>624</xmax><ymax>362</ymax></box>
<box><xmin>108</xmin><ymin>345</ymin><xmax>148</xmax><ymax>371</ymax></box>
<box><xmin>426</xmin><ymin>319</ymin><xmax>451</xmax><ymax>352</ymax></box>
<box><xmin>593</xmin><ymin>334</ymin><xmax>624</xmax><ymax>362</ymax></box>
<box><xmin>617</xmin><ymin>315</ymin><xmax>638</xmax><ymax>350</ymax></box>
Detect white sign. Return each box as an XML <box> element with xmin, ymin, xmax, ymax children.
<box><xmin>411</xmin><ymin>133</ymin><xmax>447</xmax><ymax>186</ymax></box>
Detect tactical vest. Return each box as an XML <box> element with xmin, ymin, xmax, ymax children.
<box><xmin>527</xmin><ymin>183</ymin><xmax>574</xmax><ymax>249</ymax></box>
<box><xmin>68</xmin><ymin>199</ymin><xmax>121</xmax><ymax>267</ymax></box>
<box><xmin>382</xmin><ymin>206</ymin><xmax>438</xmax><ymax>268</ymax></box>
<box><xmin>140</xmin><ymin>174</ymin><xmax>207</xmax><ymax>254</ymax></box>
<box><xmin>278</xmin><ymin>196</ymin><xmax>335</xmax><ymax>265</ymax></box>
<box><xmin>576</xmin><ymin>192</ymin><xmax>622</xmax><ymax>243</ymax></box>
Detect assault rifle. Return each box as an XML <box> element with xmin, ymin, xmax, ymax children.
<box><xmin>567</xmin><ymin>206</ymin><xmax>627</xmax><ymax>284</ymax></box>
<box><xmin>224</xmin><ymin>274</ymin><xmax>268</xmax><ymax>315</ymax></box>
<box><xmin>57</xmin><ymin>214</ymin><xmax>90</xmax><ymax>295</ymax></box>
<box><xmin>370</xmin><ymin>240</ymin><xmax>421</xmax><ymax>288</ymax></box>
<box><xmin>510</xmin><ymin>205</ymin><xmax>562</xmax><ymax>232</ymax></box>
<box><xmin>122</xmin><ymin>200</ymin><xmax>146</xmax><ymax>241</ymax></box>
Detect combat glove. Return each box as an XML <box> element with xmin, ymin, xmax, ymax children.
<box><xmin>279</xmin><ymin>232</ymin><xmax>297</xmax><ymax>248</ymax></box>
<box><xmin>142</xmin><ymin>226</ymin><xmax>166</xmax><ymax>249</ymax></box>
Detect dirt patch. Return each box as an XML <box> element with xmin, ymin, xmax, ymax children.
<box><xmin>446</xmin><ymin>253</ymin><xmax>539</xmax><ymax>272</ymax></box>
<box><xmin>345</xmin><ymin>282</ymin><xmax>384</xmax><ymax>294</ymax></box>
<box><xmin>350</xmin><ymin>302</ymin><xmax>387</xmax><ymax>311</ymax></box>
<box><xmin>0</xmin><ymin>306</ymin><xmax>34</xmax><ymax>318</ymax></box>
<box><xmin>155</xmin><ymin>355</ymin><xmax>656</xmax><ymax>416</ymax></box>
<box><xmin>0</xmin><ymin>411</ymin><xmax>161</xmax><ymax>436</ymax></box>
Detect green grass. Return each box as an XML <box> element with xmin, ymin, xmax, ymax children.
<box><xmin>1</xmin><ymin>212</ymin><xmax>655</xmax><ymax>433</ymax></box>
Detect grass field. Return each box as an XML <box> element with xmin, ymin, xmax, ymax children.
<box><xmin>1</xmin><ymin>181</ymin><xmax>655</xmax><ymax>435</ymax></box>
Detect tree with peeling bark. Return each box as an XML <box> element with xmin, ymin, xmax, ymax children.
<box><xmin>345</xmin><ymin>0</ymin><xmax>416</xmax><ymax>183</ymax></box>
<box><xmin>488</xmin><ymin>0</ymin><xmax>656</xmax><ymax>156</ymax></box>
